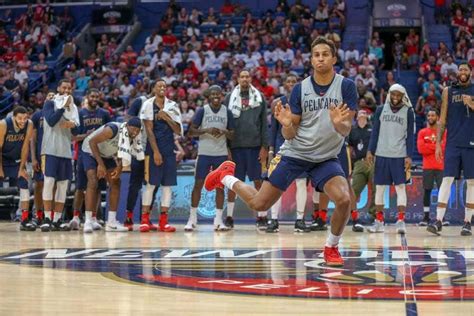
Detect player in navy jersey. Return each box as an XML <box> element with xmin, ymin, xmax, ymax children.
<box><xmin>0</xmin><ymin>106</ymin><xmax>34</xmax><ymax>231</ymax></box>
<box><xmin>266</xmin><ymin>74</ymin><xmax>312</xmax><ymax>233</ymax></box>
<box><xmin>69</xmin><ymin>89</ymin><xmax>111</xmax><ymax>231</ymax></box>
<box><xmin>30</xmin><ymin>92</ymin><xmax>54</xmax><ymax>226</ymax></box>
<box><xmin>185</xmin><ymin>85</ymin><xmax>235</xmax><ymax>231</ymax></box>
<box><xmin>205</xmin><ymin>37</ymin><xmax>357</xmax><ymax>266</ymax></box>
<box><xmin>123</xmin><ymin>94</ymin><xmax>148</xmax><ymax>230</ymax></box>
<box><xmin>139</xmin><ymin>79</ymin><xmax>182</xmax><ymax>233</ymax></box>
<box><xmin>427</xmin><ymin>62</ymin><xmax>474</xmax><ymax>236</ymax></box>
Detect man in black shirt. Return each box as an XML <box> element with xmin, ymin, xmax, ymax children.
<box><xmin>348</xmin><ymin>109</ymin><xmax>376</xmax><ymax>218</ymax></box>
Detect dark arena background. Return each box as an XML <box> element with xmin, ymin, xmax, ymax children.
<box><xmin>0</xmin><ymin>0</ymin><xmax>473</xmax><ymax>315</ymax></box>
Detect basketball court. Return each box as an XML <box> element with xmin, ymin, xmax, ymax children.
<box><xmin>1</xmin><ymin>222</ymin><xmax>473</xmax><ymax>315</ymax></box>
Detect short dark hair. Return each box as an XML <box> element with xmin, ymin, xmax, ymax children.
<box><xmin>428</xmin><ymin>108</ymin><xmax>440</xmax><ymax>116</ymax></box>
<box><xmin>311</xmin><ymin>36</ymin><xmax>336</xmax><ymax>57</ymax></box>
<box><xmin>153</xmin><ymin>78</ymin><xmax>166</xmax><ymax>87</ymax></box>
<box><xmin>58</xmin><ymin>79</ymin><xmax>71</xmax><ymax>87</ymax></box>
<box><xmin>13</xmin><ymin>106</ymin><xmax>28</xmax><ymax>116</ymax></box>
<box><xmin>458</xmin><ymin>62</ymin><xmax>472</xmax><ymax>71</ymax></box>
<box><xmin>87</xmin><ymin>88</ymin><xmax>100</xmax><ymax>95</ymax></box>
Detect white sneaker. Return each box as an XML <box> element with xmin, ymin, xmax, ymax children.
<box><xmin>69</xmin><ymin>217</ymin><xmax>81</xmax><ymax>230</ymax></box>
<box><xmin>396</xmin><ymin>220</ymin><xmax>406</xmax><ymax>234</ymax></box>
<box><xmin>105</xmin><ymin>222</ymin><xmax>128</xmax><ymax>232</ymax></box>
<box><xmin>184</xmin><ymin>217</ymin><xmax>197</xmax><ymax>232</ymax></box>
<box><xmin>367</xmin><ymin>220</ymin><xmax>384</xmax><ymax>233</ymax></box>
<box><xmin>91</xmin><ymin>218</ymin><xmax>102</xmax><ymax>231</ymax></box>
<box><xmin>83</xmin><ymin>220</ymin><xmax>93</xmax><ymax>234</ymax></box>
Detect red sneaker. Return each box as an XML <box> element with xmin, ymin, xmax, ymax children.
<box><xmin>159</xmin><ymin>213</ymin><xmax>176</xmax><ymax>232</ymax></box>
<box><xmin>204</xmin><ymin>161</ymin><xmax>236</xmax><ymax>191</ymax></box>
<box><xmin>140</xmin><ymin>213</ymin><xmax>158</xmax><ymax>232</ymax></box>
<box><xmin>323</xmin><ymin>246</ymin><xmax>344</xmax><ymax>267</ymax></box>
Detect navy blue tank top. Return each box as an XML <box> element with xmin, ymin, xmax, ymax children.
<box><xmin>2</xmin><ymin>117</ymin><xmax>28</xmax><ymax>165</ymax></box>
<box><xmin>447</xmin><ymin>84</ymin><xmax>474</xmax><ymax>148</ymax></box>
<box><xmin>147</xmin><ymin>104</ymin><xmax>175</xmax><ymax>157</ymax></box>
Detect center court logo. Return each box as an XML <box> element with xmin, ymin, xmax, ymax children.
<box><xmin>2</xmin><ymin>247</ymin><xmax>474</xmax><ymax>300</ymax></box>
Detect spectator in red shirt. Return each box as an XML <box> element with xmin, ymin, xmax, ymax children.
<box><xmin>120</xmin><ymin>45</ymin><xmax>138</xmax><ymax>66</ymax></box>
<box><xmin>452</xmin><ymin>8</ymin><xmax>467</xmax><ymax>28</ymax></box>
<box><xmin>33</xmin><ymin>0</ymin><xmax>45</xmax><ymax>23</ymax></box>
<box><xmin>166</xmin><ymin>80</ymin><xmax>186</xmax><ymax>101</ymax></box>
<box><xmin>221</xmin><ymin>0</ymin><xmax>235</xmax><ymax>15</ymax></box>
<box><xmin>162</xmin><ymin>30</ymin><xmax>177</xmax><ymax>47</ymax></box>
<box><xmin>416</xmin><ymin>109</ymin><xmax>446</xmax><ymax>225</ymax></box>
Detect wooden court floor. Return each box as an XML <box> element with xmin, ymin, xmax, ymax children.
<box><xmin>1</xmin><ymin>222</ymin><xmax>474</xmax><ymax>315</ymax></box>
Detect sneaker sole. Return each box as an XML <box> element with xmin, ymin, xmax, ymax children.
<box><xmin>352</xmin><ymin>227</ymin><xmax>364</xmax><ymax>233</ymax></box>
<box><xmin>265</xmin><ymin>229</ymin><xmax>279</xmax><ymax>233</ymax></box>
<box><xmin>461</xmin><ymin>231</ymin><xmax>472</xmax><ymax>236</ymax></box>
<box><xmin>427</xmin><ymin>226</ymin><xmax>441</xmax><ymax>236</ymax></box>
<box><xmin>294</xmin><ymin>228</ymin><xmax>311</xmax><ymax>233</ymax></box>
<box><xmin>204</xmin><ymin>161</ymin><xmax>236</xmax><ymax>191</ymax></box>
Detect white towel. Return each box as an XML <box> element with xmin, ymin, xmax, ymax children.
<box><xmin>229</xmin><ymin>84</ymin><xmax>263</xmax><ymax>118</ymax></box>
<box><xmin>386</xmin><ymin>84</ymin><xmax>413</xmax><ymax>108</ymax></box>
<box><xmin>54</xmin><ymin>94</ymin><xmax>80</xmax><ymax>126</ymax></box>
<box><xmin>117</xmin><ymin>122</ymin><xmax>145</xmax><ymax>167</ymax></box>
<box><xmin>140</xmin><ymin>96</ymin><xmax>183</xmax><ymax>136</ymax></box>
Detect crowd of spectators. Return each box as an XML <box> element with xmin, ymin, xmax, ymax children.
<box><xmin>0</xmin><ymin>0</ymin><xmax>74</xmax><ymax>113</ymax></box>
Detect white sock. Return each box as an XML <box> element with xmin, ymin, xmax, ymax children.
<box><xmin>258</xmin><ymin>211</ymin><xmax>267</xmax><ymax>217</ymax></box>
<box><xmin>295</xmin><ymin>179</ymin><xmax>307</xmax><ymax>220</ymax></box>
<box><xmin>271</xmin><ymin>197</ymin><xmax>281</xmax><ymax>219</ymax></box>
<box><xmin>53</xmin><ymin>212</ymin><xmax>62</xmax><ymax>223</ymax></box>
<box><xmin>325</xmin><ymin>231</ymin><xmax>341</xmax><ymax>247</ymax></box>
<box><xmin>227</xmin><ymin>202</ymin><xmax>235</xmax><ymax>217</ymax></box>
<box><xmin>85</xmin><ymin>211</ymin><xmax>92</xmax><ymax>222</ymax></box>
<box><xmin>222</xmin><ymin>175</ymin><xmax>240</xmax><ymax>190</ymax></box>
<box><xmin>465</xmin><ymin>208</ymin><xmax>474</xmax><ymax>223</ymax></box>
<box><xmin>215</xmin><ymin>209</ymin><xmax>223</xmax><ymax>223</ymax></box>
<box><xmin>108</xmin><ymin>211</ymin><xmax>117</xmax><ymax>224</ymax></box>
<box><xmin>45</xmin><ymin>212</ymin><xmax>52</xmax><ymax>221</ymax></box>
<box><xmin>296</xmin><ymin>210</ymin><xmax>304</xmax><ymax>220</ymax></box>
<box><xmin>436</xmin><ymin>207</ymin><xmax>447</xmax><ymax>222</ymax></box>
<box><xmin>423</xmin><ymin>206</ymin><xmax>429</xmax><ymax>213</ymax></box>
<box><xmin>190</xmin><ymin>207</ymin><xmax>197</xmax><ymax>219</ymax></box>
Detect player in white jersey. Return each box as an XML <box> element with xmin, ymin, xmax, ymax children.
<box><xmin>204</xmin><ymin>37</ymin><xmax>358</xmax><ymax>267</ymax></box>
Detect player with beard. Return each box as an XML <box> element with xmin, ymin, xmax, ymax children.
<box><xmin>366</xmin><ymin>84</ymin><xmax>415</xmax><ymax>234</ymax></box>
<box><xmin>417</xmin><ymin>109</ymin><xmax>446</xmax><ymax>226</ymax></box>
<box><xmin>427</xmin><ymin>63</ymin><xmax>474</xmax><ymax>236</ymax></box>
<box><xmin>70</xmin><ymin>88</ymin><xmax>111</xmax><ymax>231</ymax></box>
<box><xmin>82</xmin><ymin>118</ymin><xmax>142</xmax><ymax>232</ymax></box>
<box><xmin>204</xmin><ymin>37</ymin><xmax>357</xmax><ymax>266</ymax></box>
<box><xmin>185</xmin><ymin>85</ymin><xmax>235</xmax><ymax>231</ymax></box>
<box><xmin>0</xmin><ymin>106</ymin><xmax>34</xmax><ymax>231</ymax></box>
<box><xmin>40</xmin><ymin>79</ymin><xmax>80</xmax><ymax>232</ymax></box>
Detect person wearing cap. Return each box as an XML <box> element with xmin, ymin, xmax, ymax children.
<box><xmin>366</xmin><ymin>84</ymin><xmax>415</xmax><ymax>234</ymax></box>
<box><xmin>185</xmin><ymin>85</ymin><xmax>235</xmax><ymax>231</ymax></box>
<box><xmin>348</xmin><ymin>109</ymin><xmax>375</xmax><ymax>223</ymax></box>
<box><xmin>81</xmin><ymin>117</ymin><xmax>142</xmax><ymax>233</ymax></box>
